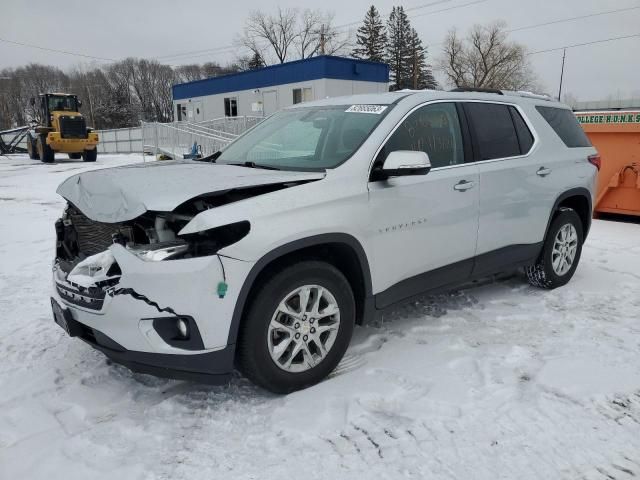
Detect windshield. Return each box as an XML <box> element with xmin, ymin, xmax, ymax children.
<box><xmin>216</xmin><ymin>105</ymin><xmax>390</xmax><ymax>170</ymax></box>
<box><xmin>47</xmin><ymin>95</ymin><xmax>78</xmax><ymax>112</ymax></box>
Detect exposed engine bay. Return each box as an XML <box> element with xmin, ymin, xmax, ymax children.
<box><xmin>52</xmin><ymin>162</ymin><xmax>326</xmax><ymax>313</ymax></box>
<box><xmin>53</xmin><ymin>183</ymin><xmax>298</xmax><ymax>274</ymax></box>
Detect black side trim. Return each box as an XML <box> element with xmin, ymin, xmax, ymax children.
<box><xmin>546</xmin><ymin>188</ymin><xmax>593</xmax><ymax>239</ymax></box>
<box><xmin>374</xmin><ymin>243</ymin><xmax>543</xmax><ymax>311</ymax></box>
<box><xmin>375</xmin><ymin>258</ymin><xmax>474</xmax><ymax>310</ymax></box>
<box><xmin>227</xmin><ymin>233</ymin><xmax>374</xmax><ymax>345</ymax></box>
<box><xmin>472</xmin><ymin>243</ymin><xmax>543</xmax><ymax>278</ymax></box>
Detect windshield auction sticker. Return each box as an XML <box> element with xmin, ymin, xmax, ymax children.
<box><xmin>345</xmin><ymin>105</ymin><xmax>388</xmax><ymax>114</ymax></box>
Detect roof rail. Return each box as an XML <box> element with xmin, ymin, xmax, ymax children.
<box><xmin>450</xmin><ymin>87</ymin><xmax>504</xmax><ymax>95</ymax></box>
<box><xmin>504</xmin><ymin>90</ymin><xmax>553</xmax><ymax>101</ymax></box>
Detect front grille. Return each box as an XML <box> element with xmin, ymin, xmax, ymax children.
<box><xmin>59</xmin><ymin>116</ymin><xmax>88</xmax><ymax>139</ymax></box>
<box><xmin>68</xmin><ymin>210</ymin><xmax>132</xmax><ymax>256</ymax></box>
<box><xmin>56</xmin><ymin>282</ymin><xmax>106</xmax><ymax>311</ymax></box>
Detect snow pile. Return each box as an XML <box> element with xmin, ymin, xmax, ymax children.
<box><xmin>1</xmin><ymin>154</ymin><xmax>639</xmax><ymax>479</ymax></box>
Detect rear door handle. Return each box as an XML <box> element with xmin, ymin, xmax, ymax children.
<box><xmin>537</xmin><ymin>167</ymin><xmax>552</xmax><ymax>177</ymax></box>
<box><xmin>453</xmin><ymin>180</ymin><xmax>475</xmax><ymax>192</ymax></box>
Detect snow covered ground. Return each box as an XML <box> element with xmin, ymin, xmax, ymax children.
<box><xmin>1</xmin><ymin>153</ymin><xmax>639</xmax><ymax>480</ymax></box>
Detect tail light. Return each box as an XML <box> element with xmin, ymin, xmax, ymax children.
<box><xmin>588</xmin><ymin>154</ymin><xmax>601</xmax><ymax>171</ymax></box>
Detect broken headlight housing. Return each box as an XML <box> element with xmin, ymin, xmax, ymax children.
<box><xmin>128</xmin><ymin>241</ymin><xmax>190</xmax><ymax>262</ymax></box>
<box><xmin>128</xmin><ymin>221</ymin><xmax>250</xmax><ymax>261</ymax></box>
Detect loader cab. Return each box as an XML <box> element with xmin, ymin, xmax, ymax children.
<box><xmin>32</xmin><ymin>94</ymin><xmax>81</xmax><ymax>126</ymax></box>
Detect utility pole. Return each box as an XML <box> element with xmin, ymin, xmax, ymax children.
<box><xmin>557</xmin><ymin>48</ymin><xmax>566</xmax><ymax>101</ymax></box>
<box><xmin>319</xmin><ymin>24</ymin><xmax>326</xmax><ymax>55</ymax></box>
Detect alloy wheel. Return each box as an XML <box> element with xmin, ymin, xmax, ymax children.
<box><xmin>552</xmin><ymin>223</ymin><xmax>578</xmax><ymax>276</ymax></box>
<box><xmin>267</xmin><ymin>285</ymin><xmax>340</xmax><ymax>373</ymax></box>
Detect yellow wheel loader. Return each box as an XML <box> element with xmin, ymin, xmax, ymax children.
<box><xmin>26</xmin><ymin>93</ymin><xmax>99</xmax><ymax>163</ymax></box>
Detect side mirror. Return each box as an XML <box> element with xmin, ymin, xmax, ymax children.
<box><xmin>77</xmin><ymin>99</ymin><xmax>83</xmax><ymax>108</ymax></box>
<box><xmin>30</xmin><ymin>97</ymin><xmax>35</xmax><ymax>106</ymax></box>
<box><xmin>382</xmin><ymin>150</ymin><xmax>431</xmax><ymax>177</ymax></box>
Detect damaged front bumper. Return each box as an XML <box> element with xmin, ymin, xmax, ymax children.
<box><xmin>51</xmin><ymin>243</ymin><xmax>253</xmax><ymax>384</ymax></box>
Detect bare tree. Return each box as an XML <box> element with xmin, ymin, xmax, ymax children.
<box><xmin>175</xmin><ymin>64</ymin><xmax>204</xmax><ymax>83</ymax></box>
<box><xmin>440</xmin><ymin>21</ymin><xmax>536</xmax><ymax>90</ymax></box>
<box><xmin>297</xmin><ymin>9</ymin><xmax>324</xmax><ymax>59</ymax></box>
<box><xmin>296</xmin><ymin>10</ymin><xmax>350</xmax><ymax>58</ymax></box>
<box><xmin>239</xmin><ymin>8</ymin><xmax>350</xmax><ymax>65</ymax></box>
<box><xmin>243</xmin><ymin>8</ymin><xmax>298</xmax><ymax>64</ymax></box>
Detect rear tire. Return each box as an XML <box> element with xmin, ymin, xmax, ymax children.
<box><xmin>526</xmin><ymin>209</ymin><xmax>584</xmax><ymax>289</ymax></box>
<box><xmin>237</xmin><ymin>261</ymin><xmax>355</xmax><ymax>393</ymax></box>
<box><xmin>37</xmin><ymin>135</ymin><xmax>54</xmax><ymax>163</ymax></box>
<box><xmin>82</xmin><ymin>149</ymin><xmax>97</xmax><ymax>162</ymax></box>
<box><xmin>68</xmin><ymin>153</ymin><xmax>82</xmax><ymax>160</ymax></box>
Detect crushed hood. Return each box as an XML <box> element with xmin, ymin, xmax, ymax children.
<box><xmin>57</xmin><ymin>161</ymin><xmax>325</xmax><ymax>222</ymax></box>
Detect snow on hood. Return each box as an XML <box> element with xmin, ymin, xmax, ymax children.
<box><xmin>56</xmin><ymin>161</ymin><xmax>325</xmax><ymax>222</ymax></box>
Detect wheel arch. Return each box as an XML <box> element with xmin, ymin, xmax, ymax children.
<box><xmin>545</xmin><ymin>188</ymin><xmax>593</xmax><ymax>241</ymax></box>
<box><xmin>226</xmin><ymin>233</ymin><xmax>374</xmax><ymax>347</ymax></box>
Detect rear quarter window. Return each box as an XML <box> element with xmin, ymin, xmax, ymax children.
<box><xmin>509</xmin><ymin>107</ymin><xmax>534</xmax><ymax>154</ymax></box>
<box><xmin>536</xmin><ymin>106</ymin><xmax>591</xmax><ymax>148</ymax></box>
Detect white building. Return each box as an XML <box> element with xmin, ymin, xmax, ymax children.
<box><xmin>172</xmin><ymin>56</ymin><xmax>390</xmax><ymax>122</ymax></box>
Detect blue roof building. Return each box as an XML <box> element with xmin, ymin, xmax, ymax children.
<box><xmin>172</xmin><ymin>55</ymin><xmax>389</xmax><ymax>121</ymax></box>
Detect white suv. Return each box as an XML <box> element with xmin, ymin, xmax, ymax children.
<box><xmin>51</xmin><ymin>90</ymin><xmax>599</xmax><ymax>393</ymax></box>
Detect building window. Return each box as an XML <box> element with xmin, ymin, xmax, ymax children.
<box><xmin>292</xmin><ymin>87</ymin><xmax>312</xmax><ymax>105</ymax></box>
<box><xmin>224</xmin><ymin>97</ymin><xmax>238</xmax><ymax>117</ymax></box>
<box><xmin>176</xmin><ymin>104</ymin><xmax>186</xmax><ymax>121</ymax></box>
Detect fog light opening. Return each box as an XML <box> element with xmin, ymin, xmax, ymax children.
<box><xmin>176</xmin><ymin>318</ymin><xmax>189</xmax><ymax>339</ymax></box>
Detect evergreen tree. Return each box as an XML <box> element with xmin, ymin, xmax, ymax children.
<box><xmin>248</xmin><ymin>52</ymin><xmax>266</xmax><ymax>70</ymax></box>
<box><xmin>408</xmin><ymin>28</ymin><xmax>439</xmax><ymax>90</ymax></box>
<box><xmin>352</xmin><ymin>6</ymin><xmax>387</xmax><ymax>63</ymax></box>
<box><xmin>385</xmin><ymin>6</ymin><xmax>412</xmax><ymax>90</ymax></box>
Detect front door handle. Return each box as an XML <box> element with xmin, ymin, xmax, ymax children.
<box><xmin>537</xmin><ymin>167</ymin><xmax>552</xmax><ymax>177</ymax></box>
<box><xmin>453</xmin><ymin>180</ymin><xmax>475</xmax><ymax>192</ymax></box>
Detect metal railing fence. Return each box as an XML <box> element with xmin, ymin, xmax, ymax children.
<box><xmin>96</xmin><ymin>126</ymin><xmax>142</xmax><ymax>154</ymax></box>
<box><xmin>142</xmin><ymin>116</ymin><xmax>264</xmax><ymax>160</ymax></box>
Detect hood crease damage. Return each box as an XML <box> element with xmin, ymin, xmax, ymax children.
<box><xmin>57</xmin><ymin>161</ymin><xmax>325</xmax><ymax>223</ymax></box>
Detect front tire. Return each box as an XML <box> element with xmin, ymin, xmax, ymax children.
<box><xmin>237</xmin><ymin>261</ymin><xmax>355</xmax><ymax>393</ymax></box>
<box><xmin>82</xmin><ymin>149</ymin><xmax>97</xmax><ymax>162</ymax></box>
<box><xmin>526</xmin><ymin>209</ymin><xmax>584</xmax><ymax>289</ymax></box>
<box><xmin>37</xmin><ymin>135</ymin><xmax>54</xmax><ymax>163</ymax></box>
<box><xmin>27</xmin><ymin>135</ymin><xmax>39</xmax><ymax>159</ymax></box>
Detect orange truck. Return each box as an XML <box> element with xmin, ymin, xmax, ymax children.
<box><xmin>576</xmin><ymin>111</ymin><xmax>640</xmax><ymax>217</ymax></box>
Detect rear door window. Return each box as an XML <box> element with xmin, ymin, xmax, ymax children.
<box><xmin>536</xmin><ymin>106</ymin><xmax>591</xmax><ymax>148</ymax></box>
<box><xmin>464</xmin><ymin>103</ymin><xmax>521</xmax><ymax>160</ymax></box>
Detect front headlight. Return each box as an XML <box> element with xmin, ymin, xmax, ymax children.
<box><xmin>128</xmin><ymin>242</ymin><xmax>189</xmax><ymax>261</ymax></box>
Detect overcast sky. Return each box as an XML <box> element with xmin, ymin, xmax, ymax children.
<box><xmin>2</xmin><ymin>0</ymin><xmax>639</xmax><ymax>101</ymax></box>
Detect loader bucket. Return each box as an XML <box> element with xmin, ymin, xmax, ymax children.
<box><xmin>576</xmin><ymin>111</ymin><xmax>640</xmax><ymax>217</ymax></box>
